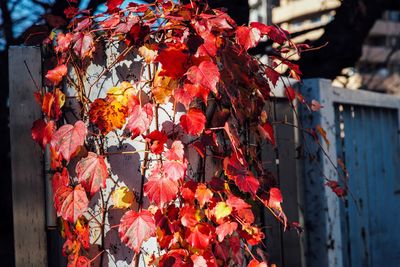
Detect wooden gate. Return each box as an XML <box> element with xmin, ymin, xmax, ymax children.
<box><xmin>301</xmin><ymin>79</ymin><xmax>400</xmax><ymax>267</ymax></box>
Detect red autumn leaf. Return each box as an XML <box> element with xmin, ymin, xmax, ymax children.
<box><xmin>247</xmin><ymin>259</ymin><xmax>268</xmax><ymax>267</ymax></box>
<box><xmin>163</xmin><ymin>160</ymin><xmax>186</xmax><ymax>181</ymax></box>
<box><xmin>125</xmin><ymin>103</ymin><xmax>153</xmax><ymax>139</ymax></box>
<box><xmin>250</xmin><ymin>22</ymin><xmax>288</xmax><ymax>45</ymax></box>
<box><xmin>226</xmin><ymin>195</ymin><xmax>251</xmax><ymax>211</ymax></box>
<box><xmin>180</xmin><ymin>206</ymin><xmax>198</xmax><ymax>228</ymax></box>
<box><xmin>174</xmin><ymin>83</ymin><xmax>209</xmax><ymax>110</ymax></box>
<box><xmin>156</xmin><ymin>43</ymin><xmax>189</xmax><ymax>78</ymax></box>
<box><xmin>235</xmin><ymin>173</ymin><xmax>260</xmax><ymax>196</ymax></box>
<box><xmin>311</xmin><ymin>99</ymin><xmax>322</xmax><ymax>111</ymax></box>
<box><xmin>144</xmin><ymin>130</ymin><xmax>168</xmax><ymax>154</ymax></box>
<box><xmin>223</xmin><ymin>154</ymin><xmax>259</xmax><ymax>195</ymax></box>
<box><xmin>258</xmin><ymin>122</ymin><xmax>276</xmax><ymax>146</ymax></box>
<box><xmin>197</xmin><ymin>31</ymin><xmax>217</xmax><ymax>57</ymax></box>
<box><xmin>118</xmin><ymin>209</ymin><xmax>156</xmax><ymax>253</ymax></box>
<box><xmin>186</xmin><ymin>61</ymin><xmax>219</xmax><ymax>94</ymax></box>
<box><xmin>32</xmin><ymin>119</ymin><xmax>55</xmax><ymax>148</ymax></box>
<box><xmin>216</xmin><ymin>221</ymin><xmax>238</xmax><ymax>242</ymax></box>
<box><xmin>64</xmin><ymin>7</ymin><xmax>79</xmax><ymax>19</ymax></box>
<box><xmin>186</xmin><ymin>223</ymin><xmax>211</xmax><ymax>250</ymax></box>
<box><xmin>51</xmin><ymin>120</ymin><xmax>87</xmax><ymax>162</ymax></box>
<box><xmin>326</xmin><ymin>180</ymin><xmax>347</xmax><ymax>197</ymax></box>
<box><xmin>54</xmin><ymin>184</ymin><xmax>89</xmax><ymax>223</ymax></box>
<box><xmin>76</xmin><ymin>256</ymin><xmax>90</xmax><ymax>267</ymax></box>
<box><xmin>52</xmin><ymin>168</ymin><xmax>70</xmax><ymax>195</ymax></box>
<box><xmin>195</xmin><ymin>183</ymin><xmax>213</xmax><ymax>208</ymax></box>
<box><xmin>106</xmin><ymin>0</ymin><xmax>124</xmax><ymax>12</ymax></box>
<box><xmin>55</xmin><ymin>33</ymin><xmax>73</xmax><ymax>53</ymax></box>
<box><xmin>76</xmin><ymin>152</ymin><xmax>108</xmax><ymax>196</ymax></box>
<box><xmin>265</xmin><ymin>66</ymin><xmax>280</xmax><ymax>87</ymax></box>
<box><xmin>180</xmin><ymin>108</ymin><xmax>206</xmax><ymax>136</ymax></box>
<box><xmin>46</xmin><ymin>64</ymin><xmax>67</xmax><ymax>85</ymax></box>
<box><xmin>235</xmin><ymin>26</ymin><xmax>261</xmax><ymax>51</ymax></box>
<box><xmin>144</xmin><ymin>164</ymin><xmax>179</xmax><ymax>207</ymax></box>
<box><xmin>89</xmin><ymin>98</ymin><xmax>128</xmax><ymax>135</ymax></box>
<box><xmin>73</xmin><ymin>32</ymin><xmax>94</xmax><ymax>58</ymax></box>
<box><xmin>267</xmin><ymin>187</ymin><xmax>283</xmax><ymax>209</ymax></box>
<box><xmin>164</xmin><ymin>140</ymin><xmax>185</xmax><ymax>161</ymax></box>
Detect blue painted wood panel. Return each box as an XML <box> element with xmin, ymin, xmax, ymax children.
<box><xmin>335</xmin><ymin>104</ymin><xmax>400</xmax><ymax>267</ymax></box>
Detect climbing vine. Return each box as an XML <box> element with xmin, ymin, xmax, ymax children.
<box><xmin>30</xmin><ymin>0</ymin><xmax>335</xmax><ymax>266</ymax></box>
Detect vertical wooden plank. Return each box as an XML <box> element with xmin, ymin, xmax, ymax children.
<box><xmin>9</xmin><ymin>46</ymin><xmax>47</xmax><ymax>267</ymax></box>
<box><xmin>300</xmin><ymin>79</ymin><xmax>343</xmax><ymax>267</ymax></box>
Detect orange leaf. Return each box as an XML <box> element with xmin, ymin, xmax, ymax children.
<box><xmin>89</xmin><ymin>98</ymin><xmax>128</xmax><ymax>135</ymax></box>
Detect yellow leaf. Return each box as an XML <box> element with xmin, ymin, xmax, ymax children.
<box><xmin>111</xmin><ymin>186</ymin><xmax>135</xmax><ymax>209</ymax></box>
<box><xmin>152</xmin><ymin>72</ymin><xmax>178</xmax><ymax>104</ymax></box>
<box><xmin>54</xmin><ymin>88</ymin><xmax>65</xmax><ymax>108</ymax></box>
<box><xmin>107</xmin><ymin>82</ymin><xmax>136</xmax><ymax>106</ymax></box>
<box><xmin>214</xmin><ymin>201</ymin><xmax>232</xmax><ymax>221</ymax></box>
<box><xmin>138</xmin><ymin>44</ymin><xmax>158</xmax><ymax>63</ymax></box>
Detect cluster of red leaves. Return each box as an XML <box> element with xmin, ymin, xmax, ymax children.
<box><xmin>29</xmin><ymin>0</ymin><xmax>322</xmax><ymax>266</ymax></box>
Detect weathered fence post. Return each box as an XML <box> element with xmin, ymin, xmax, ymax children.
<box><xmin>300</xmin><ymin>79</ymin><xmax>344</xmax><ymax>267</ymax></box>
<box><xmin>9</xmin><ymin>46</ymin><xmax>48</xmax><ymax>266</ymax></box>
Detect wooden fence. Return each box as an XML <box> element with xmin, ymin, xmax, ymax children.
<box><xmin>8</xmin><ymin>46</ymin><xmax>400</xmax><ymax>267</ymax></box>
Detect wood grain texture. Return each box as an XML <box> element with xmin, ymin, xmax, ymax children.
<box><xmin>9</xmin><ymin>46</ymin><xmax>47</xmax><ymax>267</ymax></box>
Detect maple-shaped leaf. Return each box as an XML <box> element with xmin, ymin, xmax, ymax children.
<box><xmin>46</xmin><ymin>64</ymin><xmax>67</xmax><ymax>85</ymax></box>
<box><xmin>311</xmin><ymin>99</ymin><xmax>322</xmax><ymax>111</ymax></box>
<box><xmin>223</xmin><ymin>155</ymin><xmax>259</xmax><ymax>195</ymax></box>
<box><xmin>89</xmin><ymin>98</ymin><xmax>128</xmax><ymax>135</ymax></box>
<box><xmin>73</xmin><ymin>32</ymin><xmax>94</xmax><ymax>58</ymax></box>
<box><xmin>54</xmin><ymin>184</ymin><xmax>89</xmax><ymax>223</ymax></box>
<box><xmin>152</xmin><ymin>73</ymin><xmax>178</xmax><ymax>104</ymax></box>
<box><xmin>75</xmin><ymin>152</ymin><xmax>108</xmax><ymax>196</ymax></box>
<box><xmin>163</xmin><ymin>160</ymin><xmax>186</xmax><ymax>181</ymax></box>
<box><xmin>258</xmin><ymin>122</ymin><xmax>276</xmax><ymax>146</ymax></box>
<box><xmin>51</xmin><ymin>120</ymin><xmax>87</xmax><ymax>162</ymax></box>
<box><xmin>156</xmin><ymin>43</ymin><xmax>189</xmax><ymax>78</ymax></box>
<box><xmin>52</xmin><ymin>168</ymin><xmax>69</xmax><ymax>195</ymax></box>
<box><xmin>55</xmin><ymin>33</ymin><xmax>73</xmax><ymax>53</ymax></box>
<box><xmin>111</xmin><ymin>186</ymin><xmax>135</xmax><ymax>209</ymax></box>
<box><xmin>180</xmin><ymin>206</ymin><xmax>199</xmax><ymax>228</ymax></box>
<box><xmin>180</xmin><ymin>108</ymin><xmax>206</xmax><ymax>135</ymax></box>
<box><xmin>174</xmin><ymin>82</ymin><xmax>209</xmax><ymax>110</ymax></box>
<box><xmin>186</xmin><ymin>223</ymin><xmax>211</xmax><ymax>250</ymax></box>
<box><xmin>144</xmin><ymin>130</ymin><xmax>168</xmax><ymax>154</ymax></box>
<box><xmin>326</xmin><ymin>180</ymin><xmax>347</xmax><ymax>197</ymax></box>
<box><xmin>164</xmin><ymin>140</ymin><xmax>185</xmax><ymax>161</ymax></box>
<box><xmin>265</xmin><ymin>66</ymin><xmax>280</xmax><ymax>87</ymax></box>
<box><xmin>213</xmin><ymin>201</ymin><xmax>232</xmax><ymax>221</ymax></box>
<box><xmin>247</xmin><ymin>259</ymin><xmax>268</xmax><ymax>267</ymax></box>
<box><xmin>216</xmin><ymin>221</ymin><xmax>238</xmax><ymax>242</ymax></box>
<box><xmin>106</xmin><ymin>81</ymin><xmax>137</xmax><ymax>107</ymax></box>
<box><xmin>118</xmin><ymin>209</ymin><xmax>156</xmax><ymax>253</ymax></box>
<box><xmin>250</xmin><ymin>22</ymin><xmax>288</xmax><ymax>45</ymax></box>
<box><xmin>186</xmin><ymin>61</ymin><xmax>219</xmax><ymax>94</ymax></box>
<box><xmin>32</xmin><ymin>119</ymin><xmax>55</xmax><ymax>148</ymax></box>
<box><xmin>226</xmin><ymin>195</ymin><xmax>251</xmax><ymax>211</ymax></box>
<box><xmin>235</xmin><ymin>26</ymin><xmax>261</xmax><ymax>51</ymax></box>
<box><xmin>143</xmin><ymin>164</ymin><xmax>179</xmax><ymax>207</ymax></box>
<box><xmin>125</xmin><ymin>103</ymin><xmax>153</xmax><ymax>139</ymax></box>
<box><xmin>195</xmin><ymin>183</ymin><xmax>213</xmax><ymax>208</ymax></box>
